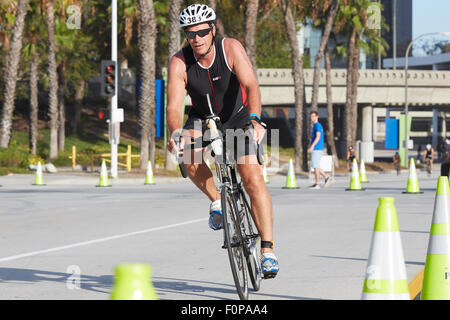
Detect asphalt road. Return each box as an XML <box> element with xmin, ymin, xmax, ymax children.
<box><xmin>0</xmin><ymin>169</ymin><xmax>441</xmax><ymax>300</ymax></box>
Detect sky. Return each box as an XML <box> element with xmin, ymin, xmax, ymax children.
<box><xmin>413</xmin><ymin>0</ymin><xmax>450</xmax><ymax>38</ymax></box>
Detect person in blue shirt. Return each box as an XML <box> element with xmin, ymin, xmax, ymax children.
<box><xmin>308</xmin><ymin>111</ymin><xmax>330</xmax><ymax>189</ymax></box>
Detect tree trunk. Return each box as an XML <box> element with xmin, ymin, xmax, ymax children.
<box><xmin>71</xmin><ymin>80</ymin><xmax>85</xmax><ymax>134</ymax></box>
<box><xmin>280</xmin><ymin>0</ymin><xmax>305</xmax><ymax>172</ymax></box>
<box><xmin>344</xmin><ymin>28</ymin><xmax>357</xmax><ymax>151</ymax></box>
<box><xmin>165</xmin><ymin>0</ymin><xmax>183</xmax><ymax>170</ymax></box>
<box><xmin>310</xmin><ymin>0</ymin><xmax>339</xmax><ymax>113</ymax></box>
<box><xmin>208</xmin><ymin>0</ymin><xmax>226</xmax><ymax>37</ymax></box>
<box><xmin>57</xmin><ymin>62</ymin><xmax>66</xmax><ymax>152</ymax></box>
<box><xmin>0</xmin><ymin>0</ymin><xmax>30</xmax><ymax>147</ymax></box>
<box><xmin>29</xmin><ymin>51</ymin><xmax>39</xmax><ymax>155</ymax></box>
<box><xmin>138</xmin><ymin>0</ymin><xmax>157</xmax><ymax>169</ymax></box>
<box><xmin>244</xmin><ymin>0</ymin><xmax>259</xmax><ymax>73</ymax></box>
<box><xmin>324</xmin><ymin>46</ymin><xmax>339</xmax><ymax>168</ymax></box>
<box><xmin>46</xmin><ymin>0</ymin><xmax>59</xmax><ymax>160</ymax></box>
<box><xmin>351</xmin><ymin>43</ymin><xmax>360</xmax><ymax>147</ymax></box>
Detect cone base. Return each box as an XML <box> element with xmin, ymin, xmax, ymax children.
<box><xmin>144</xmin><ymin>183</ymin><xmax>155</xmax><ymax>185</ymax></box>
<box><xmin>345</xmin><ymin>188</ymin><xmax>365</xmax><ymax>191</ymax></box>
<box><xmin>282</xmin><ymin>187</ymin><xmax>300</xmax><ymax>189</ymax></box>
<box><xmin>32</xmin><ymin>184</ymin><xmax>46</xmax><ymax>186</ymax></box>
<box><xmin>96</xmin><ymin>185</ymin><xmax>112</xmax><ymax>187</ymax></box>
<box><xmin>402</xmin><ymin>191</ymin><xmax>424</xmax><ymax>194</ymax></box>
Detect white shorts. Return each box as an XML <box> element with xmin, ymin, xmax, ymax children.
<box><xmin>311</xmin><ymin>150</ymin><xmax>322</xmax><ymax>169</ymax></box>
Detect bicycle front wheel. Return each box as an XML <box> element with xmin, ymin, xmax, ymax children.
<box><xmin>222</xmin><ymin>187</ymin><xmax>249</xmax><ymax>300</ymax></box>
<box><xmin>239</xmin><ymin>190</ymin><xmax>261</xmax><ymax>292</ymax></box>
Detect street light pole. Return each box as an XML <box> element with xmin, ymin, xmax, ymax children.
<box><xmin>392</xmin><ymin>0</ymin><xmax>397</xmax><ymax>70</ymax></box>
<box><xmin>110</xmin><ymin>0</ymin><xmax>118</xmax><ymax>178</ymax></box>
<box><xmin>404</xmin><ymin>31</ymin><xmax>450</xmax><ymax>167</ymax></box>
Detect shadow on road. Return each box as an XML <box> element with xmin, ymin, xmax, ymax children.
<box><xmin>0</xmin><ymin>268</ymin><xmax>316</xmax><ymax>300</ymax></box>
<box><xmin>312</xmin><ymin>255</ymin><xmax>424</xmax><ymax>267</ymax></box>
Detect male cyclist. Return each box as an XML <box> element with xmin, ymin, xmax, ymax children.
<box><xmin>423</xmin><ymin>144</ymin><xmax>434</xmax><ymax>173</ymax></box>
<box><xmin>346</xmin><ymin>146</ymin><xmax>356</xmax><ymax>171</ymax></box>
<box><xmin>166</xmin><ymin>4</ymin><xmax>279</xmax><ymax>279</ymax></box>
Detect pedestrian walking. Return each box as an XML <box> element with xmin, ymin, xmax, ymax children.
<box><xmin>308</xmin><ymin>111</ymin><xmax>330</xmax><ymax>189</ymax></box>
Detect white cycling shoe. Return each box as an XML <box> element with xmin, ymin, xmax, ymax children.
<box><xmin>209</xmin><ymin>200</ymin><xmax>223</xmax><ymax>231</ymax></box>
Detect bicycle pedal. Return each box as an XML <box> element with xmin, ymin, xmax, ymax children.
<box><xmin>263</xmin><ymin>272</ymin><xmax>277</xmax><ymax>279</ymax></box>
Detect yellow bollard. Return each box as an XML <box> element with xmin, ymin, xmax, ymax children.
<box><xmin>127</xmin><ymin>145</ymin><xmax>132</xmax><ymax>172</ymax></box>
<box><xmin>72</xmin><ymin>146</ymin><xmax>77</xmax><ymax>169</ymax></box>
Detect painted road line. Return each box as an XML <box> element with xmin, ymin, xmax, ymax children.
<box><xmin>408</xmin><ymin>268</ymin><xmax>424</xmax><ymax>300</ymax></box>
<box><xmin>0</xmin><ymin>217</ymin><xmax>208</xmax><ymax>263</ymax></box>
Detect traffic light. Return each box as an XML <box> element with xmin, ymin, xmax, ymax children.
<box><xmin>101</xmin><ymin>60</ymin><xmax>116</xmax><ymax>97</ymax></box>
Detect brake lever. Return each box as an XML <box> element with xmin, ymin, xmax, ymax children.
<box><xmin>245</xmin><ymin>121</ymin><xmax>265</xmax><ymax>166</ymax></box>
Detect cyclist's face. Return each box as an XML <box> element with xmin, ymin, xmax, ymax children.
<box><xmin>185</xmin><ymin>23</ymin><xmax>214</xmax><ymax>56</ymax></box>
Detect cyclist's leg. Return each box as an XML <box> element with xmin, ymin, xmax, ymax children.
<box><xmin>182</xmin><ymin>128</ymin><xmax>220</xmax><ymax>202</ymax></box>
<box><xmin>181</xmin><ymin>117</ymin><xmax>220</xmax><ymax>203</ymax></box>
<box><xmin>237</xmin><ymin>156</ymin><xmax>273</xmax><ymax>253</ymax></box>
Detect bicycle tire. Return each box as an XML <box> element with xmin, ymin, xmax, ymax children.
<box><xmin>179</xmin><ymin>162</ymin><xmax>188</xmax><ymax>178</ymax></box>
<box><xmin>239</xmin><ymin>190</ymin><xmax>262</xmax><ymax>292</ymax></box>
<box><xmin>221</xmin><ymin>187</ymin><xmax>249</xmax><ymax>300</ymax></box>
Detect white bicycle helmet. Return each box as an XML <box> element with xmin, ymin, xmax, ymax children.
<box><xmin>178</xmin><ymin>4</ymin><xmax>216</xmax><ymax>28</ymax></box>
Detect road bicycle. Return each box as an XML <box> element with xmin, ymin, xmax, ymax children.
<box><xmin>424</xmin><ymin>157</ymin><xmax>433</xmax><ymax>174</ymax></box>
<box><xmin>177</xmin><ymin>94</ymin><xmax>264</xmax><ymax>300</ymax></box>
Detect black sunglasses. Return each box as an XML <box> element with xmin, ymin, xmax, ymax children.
<box><xmin>184</xmin><ymin>27</ymin><xmax>212</xmax><ymax>39</ymax></box>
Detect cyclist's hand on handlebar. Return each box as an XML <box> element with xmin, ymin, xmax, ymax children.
<box><xmin>248</xmin><ymin>119</ymin><xmax>266</xmax><ymax>144</ymax></box>
<box><xmin>167</xmin><ymin>130</ymin><xmax>185</xmax><ymax>156</ymax></box>
<box><xmin>167</xmin><ymin>138</ymin><xmax>176</xmax><ymax>153</ymax></box>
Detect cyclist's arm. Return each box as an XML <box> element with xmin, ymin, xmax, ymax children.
<box><xmin>224</xmin><ymin>38</ymin><xmax>261</xmax><ymax>119</ymax></box>
<box><xmin>167</xmin><ymin>52</ymin><xmax>187</xmax><ymax>138</ymax></box>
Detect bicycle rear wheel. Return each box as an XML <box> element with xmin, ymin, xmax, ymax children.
<box><xmin>222</xmin><ymin>187</ymin><xmax>249</xmax><ymax>300</ymax></box>
<box><xmin>238</xmin><ymin>190</ymin><xmax>262</xmax><ymax>292</ymax></box>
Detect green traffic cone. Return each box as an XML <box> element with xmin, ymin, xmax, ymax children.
<box><xmin>346</xmin><ymin>159</ymin><xmax>365</xmax><ymax>191</ymax></box>
<box><xmin>97</xmin><ymin>160</ymin><xmax>111</xmax><ymax>187</ymax></box>
<box><xmin>262</xmin><ymin>164</ymin><xmax>269</xmax><ymax>184</ymax></box>
<box><xmin>421</xmin><ymin>176</ymin><xmax>450</xmax><ymax>300</ymax></box>
<box><xmin>360</xmin><ymin>160</ymin><xmax>368</xmax><ymax>183</ymax></box>
<box><xmin>361</xmin><ymin>197</ymin><xmax>410</xmax><ymax>300</ymax></box>
<box><xmin>145</xmin><ymin>161</ymin><xmax>155</xmax><ymax>185</ymax></box>
<box><xmin>403</xmin><ymin>158</ymin><xmax>423</xmax><ymax>194</ymax></box>
<box><xmin>33</xmin><ymin>161</ymin><xmax>45</xmax><ymax>186</ymax></box>
<box><xmin>110</xmin><ymin>263</ymin><xmax>158</xmax><ymax>300</ymax></box>
<box><xmin>283</xmin><ymin>158</ymin><xmax>299</xmax><ymax>189</ymax></box>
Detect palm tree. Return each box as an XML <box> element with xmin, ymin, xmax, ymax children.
<box><xmin>137</xmin><ymin>0</ymin><xmax>157</xmax><ymax>169</ymax></box>
<box><xmin>280</xmin><ymin>0</ymin><xmax>306</xmax><ymax>172</ymax></box>
<box><xmin>324</xmin><ymin>44</ymin><xmax>339</xmax><ymax>167</ymax></box>
<box><xmin>21</xmin><ymin>0</ymin><xmax>43</xmax><ymax>155</ymax></box>
<box><xmin>45</xmin><ymin>0</ymin><xmax>59</xmax><ymax>160</ymax></box>
<box><xmin>334</xmin><ymin>0</ymin><xmax>388</xmax><ymax>151</ymax></box>
<box><xmin>57</xmin><ymin>61</ymin><xmax>66</xmax><ymax>152</ymax></box>
<box><xmin>309</xmin><ymin>0</ymin><xmax>339</xmax><ymax>113</ymax></box>
<box><xmin>208</xmin><ymin>0</ymin><xmax>226</xmax><ymax>37</ymax></box>
<box><xmin>29</xmin><ymin>50</ymin><xmax>39</xmax><ymax>155</ymax></box>
<box><xmin>164</xmin><ymin>0</ymin><xmax>183</xmax><ymax>171</ymax></box>
<box><xmin>244</xmin><ymin>0</ymin><xmax>259</xmax><ymax>72</ymax></box>
<box><xmin>0</xmin><ymin>0</ymin><xmax>30</xmax><ymax>148</ymax></box>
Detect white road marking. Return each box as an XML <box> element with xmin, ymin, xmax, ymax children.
<box><xmin>0</xmin><ymin>217</ymin><xmax>208</xmax><ymax>263</ymax></box>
